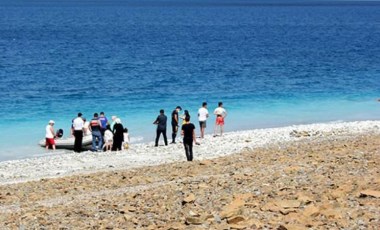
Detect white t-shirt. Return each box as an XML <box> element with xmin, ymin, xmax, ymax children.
<box><xmin>73</xmin><ymin>117</ymin><xmax>84</xmax><ymax>130</ymax></box>
<box><xmin>45</xmin><ymin>124</ymin><xmax>54</xmax><ymax>138</ymax></box>
<box><xmin>104</xmin><ymin>130</ymin><xmax>113</xmax><ymax>142</ymax></box>
<box><xmin>198</xmin><ymin>107</ymin><xmax>209</xmax><ymax>122</ymax></box>
<box><xmin>214</xmin><ymin>107</ymin><xmax>227</xmax><ymax>118</ymax></box>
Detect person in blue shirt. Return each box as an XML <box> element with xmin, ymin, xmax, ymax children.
<box><xmin>99</xmin><ymin>112</ymin><xmax>108</xmax><ymax>138</ymax></box>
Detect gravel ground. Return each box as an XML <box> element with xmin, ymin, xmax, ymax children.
<box><xmin>0</xmin><ymin>131</ymin><xmax>379</xmax><ymax>229</ymax></box>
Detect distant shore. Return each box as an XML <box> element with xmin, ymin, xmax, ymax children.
<box><xmin>0</xmin><ymin>120</ymin><xmax>379</xmax><ymax>185</ymax></box>
<box><xmin>0</xmin><ymin>120</ymin><xmax>379</xmax><ymax>228</ymax></box>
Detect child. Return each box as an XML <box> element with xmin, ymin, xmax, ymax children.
<box><xmin>103</xmin><ymin>125</ymin><xmax>113</xmax><ymax>151</ymax></box>
<box><xmin>123</xmin><ymin>128</ymin><xmax>130</xmax><ymax>150</ymax></box>
<box><xmin>55</xmin><ymin>129</ymin><xmax>64</xmax><ymax>139</ymax></box>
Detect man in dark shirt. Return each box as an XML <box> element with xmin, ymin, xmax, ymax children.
<box><xmin>171</xmin><ymin>106</ymin><xmax>182</xmax><ymax>143</ymax></box>
<box><xmin>153</xmin><ymin>109</ymin><xmax>168</xmax><ymax>146</ymax></box>
<box><xmin>89</xmin><ymin>113</ymin><xmax>103</xmax><ymax>151</ymax></box>
<box><xmin>181</xmin><ymin>116</ymin><xmax>196</xmax><ymax>161</ymax></box>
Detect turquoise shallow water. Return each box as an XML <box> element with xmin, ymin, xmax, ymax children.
<box><xmin>0</xmin><ymin>1</ymin><xmax>379</xmax><ymax>161</ymax></box>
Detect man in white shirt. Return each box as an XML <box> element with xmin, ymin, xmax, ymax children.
<box><xmin>197</xmin><ymin>102</ymin><xmax>209</xmax><ymax>138</ymax></box>
<box><xmin>72</xmin><ymin>112</ymin><xmax>84</xmax><ymax>152</ymax></box>
<box><xmin>213</xmin><ymin>102</ymin><xmax>227</xmax><ymax>137</ymax></box>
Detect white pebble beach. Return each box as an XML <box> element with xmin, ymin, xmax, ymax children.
<box><xmin>0</xmin><ymin>120</ymin><xmax>379</xmax><ymax>185</ymax></box>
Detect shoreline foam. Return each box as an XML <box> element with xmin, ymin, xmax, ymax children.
<box><xmin>0</xmin><ymin>120</ymin><xmax>379</xmax><ymax>185</ymax></box>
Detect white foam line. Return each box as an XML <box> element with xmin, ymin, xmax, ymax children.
<box><xmin>0</xmin><ymin>120</ymin><xmax>379</xmax><ymax>185</ymax></box>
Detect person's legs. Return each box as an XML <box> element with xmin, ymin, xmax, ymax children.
<box><xmin>200</xmin><ymin>121</ymin><xmax>206</xmax><ymax>138</ymax></box>
<box><xmin>219</xmin><ymin>117</ymin><xmax>225</xmax><ymax>136</ymax></box>
<box><xmin>155</xmin><ymin>129</ymin><xmax>161</xmax><ymax>146</ymax></box>
<box><xmin>171</xmin><ymin>124</ymin><xmax>177</xmax><ymax>143</ymax></box>
<box><xmin>97</xmin><ymin>133</ymin><xmax>103</xmax><ymax>150</ymax></box>
<box><xmin>92</xmin><ymin>133</ymin><xmax>97</xmax><ymax>151</ymax></box>
<box><xmin>74</xmin><ymin>130</ymin><xmax>83</xmax><ymax>152</ymax></box>
<box><xmin>77</xmin><ymin>131</ymin><xmax>83</xmax><ymax>152</ymax></box>
<box><xmin>188</xmin><ymin>142</ymin><xmax>193</xmax><ymax>161</ymax></box>
<box><xmin>163</xmin><ymin>129</ymin><xmax>168</xmax><ymax>146</ymax></box>
<box><xmin>184</xmin><ymin>142</ymin><xmax>190</xmax><ymax>161</ymax></box>
<box><xmin>74</xmin><ymin>132</ymin><xmax>79</xmax><ymax>152</ymax></box>
<box><xmin>45</xmin><ymin>138</ymin><xmax>49</xmax><ymax>150</ymax></box>
<box><xmin>214</xmin><ymin>123</ymin><xmax>219</xmax><ymax>136</ymax></box>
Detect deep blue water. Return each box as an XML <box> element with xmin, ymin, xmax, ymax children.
<box><xmin>0</xmin><ymin>1</ymin><xmax>379</xmax><ymax>161</ymax></box>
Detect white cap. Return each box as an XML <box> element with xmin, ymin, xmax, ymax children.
<box><xmin>49</xmin><ymin>120</ymin><xmax>55</xmax><ymax>124</ymax></box>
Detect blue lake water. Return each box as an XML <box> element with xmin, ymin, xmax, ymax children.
<box><xmin>0</xmin><ymin>1</ymin><xmax>379</xmax><ymax>161</ymax></box>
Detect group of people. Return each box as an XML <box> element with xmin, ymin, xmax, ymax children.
<box><xmin>45</xmin><ymin>101</ymin><xmax>227</xmax><ymax>162</ymax></box>
<box><xmin>153</xmin><ymin>101</ymin><xmax>227</xmax><ymax>161</ymax></box>
<box><xmin>45</xmin><ymin>112</ymin><xmax>130</xmax><ymax>152</ymax></box>
<box><xmin>73</xmin><ymin>112</ymin><xmax>130</xmax><ymax>152</ymax></box>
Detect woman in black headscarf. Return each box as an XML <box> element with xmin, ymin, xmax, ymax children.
<box><xmin>112</xmin><ymin>118</ymin><xmax>124</xmax><ymax>151</ymax></box>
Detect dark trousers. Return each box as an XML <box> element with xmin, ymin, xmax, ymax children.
<box><xmin>183</xmin><ymin>139</ymin><xmax>193</xmax><ymax>161</ymax></box>
<box><xmin>171</xmin><ymin>124</ymin><xmax>178</xmax><ymax>143</ymax></box>
<box><xmin>74</xmin><ymin>130</ymin><xmax>83</xmax><ymax>152</ymax></box>
<box><xmin>155</xmin><ymin>129</ymin><xmax>168</xmax><ymax>146</ymax></box>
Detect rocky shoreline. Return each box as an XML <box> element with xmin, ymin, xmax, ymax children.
<box><xmin>1</xmin><ymin>120</ymin><xmax>379</xmax><ymax>185</ymax></box>
<box><xmin>0</xmin><ymin>131</ymin><xmax>379</xmax><ymax>229</ymax></box>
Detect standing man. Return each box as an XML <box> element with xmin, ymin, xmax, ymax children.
<box><xmin>72</xmin><ymin>112</ymin><xmax>84</xmax><ymax>152</ymax></box>
<box><xmin>198</xmin><ymin>102</ymin><xmax>209</xmax><ymax>138</ymax></box>
<box><xmin>99</xmin><ymin>112</ymin><xmax>108</xmax><ymax>138</ymax></box>
<box><xmin>213</xmin><ymin>102</ymin><xmax>227</xmax><ymax>137</ymax></box>
<box><xmin>153</xmin><ymin>109</ymin><xmax>168</xmax><ymax>147</ymax></box>
<box><xmin>171</xmin><ymin>106</ymin><xmax>182</xmax><ymax>143</ymax></box>
<box><xmin>89</xmin><ymin>113</ymin><xmax>103</xmax><ymax>151</ymax></box>
<box><xmin>181</xmin><ymin>116</ymin><xmax>196</xmax><ymax>161</ymax></box>
<box><xmin>45</xmin><ymin>120</ymin><xmax>56</xmax><ymax>150</ymax></box>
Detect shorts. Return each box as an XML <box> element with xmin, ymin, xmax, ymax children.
<box><xmin>199</xmin><ymin>121</ymin><xmax>207</xmax><ymax>128</ymax></box>
<box><xmin>216</xmin><ymin>116</ymin><xmax>224</xmax><ymax>126</ymax></box>
<box><xmin>45</xmin><ymin>138</ymin><xmax>55</xmax><ymax>146</ymax></box>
